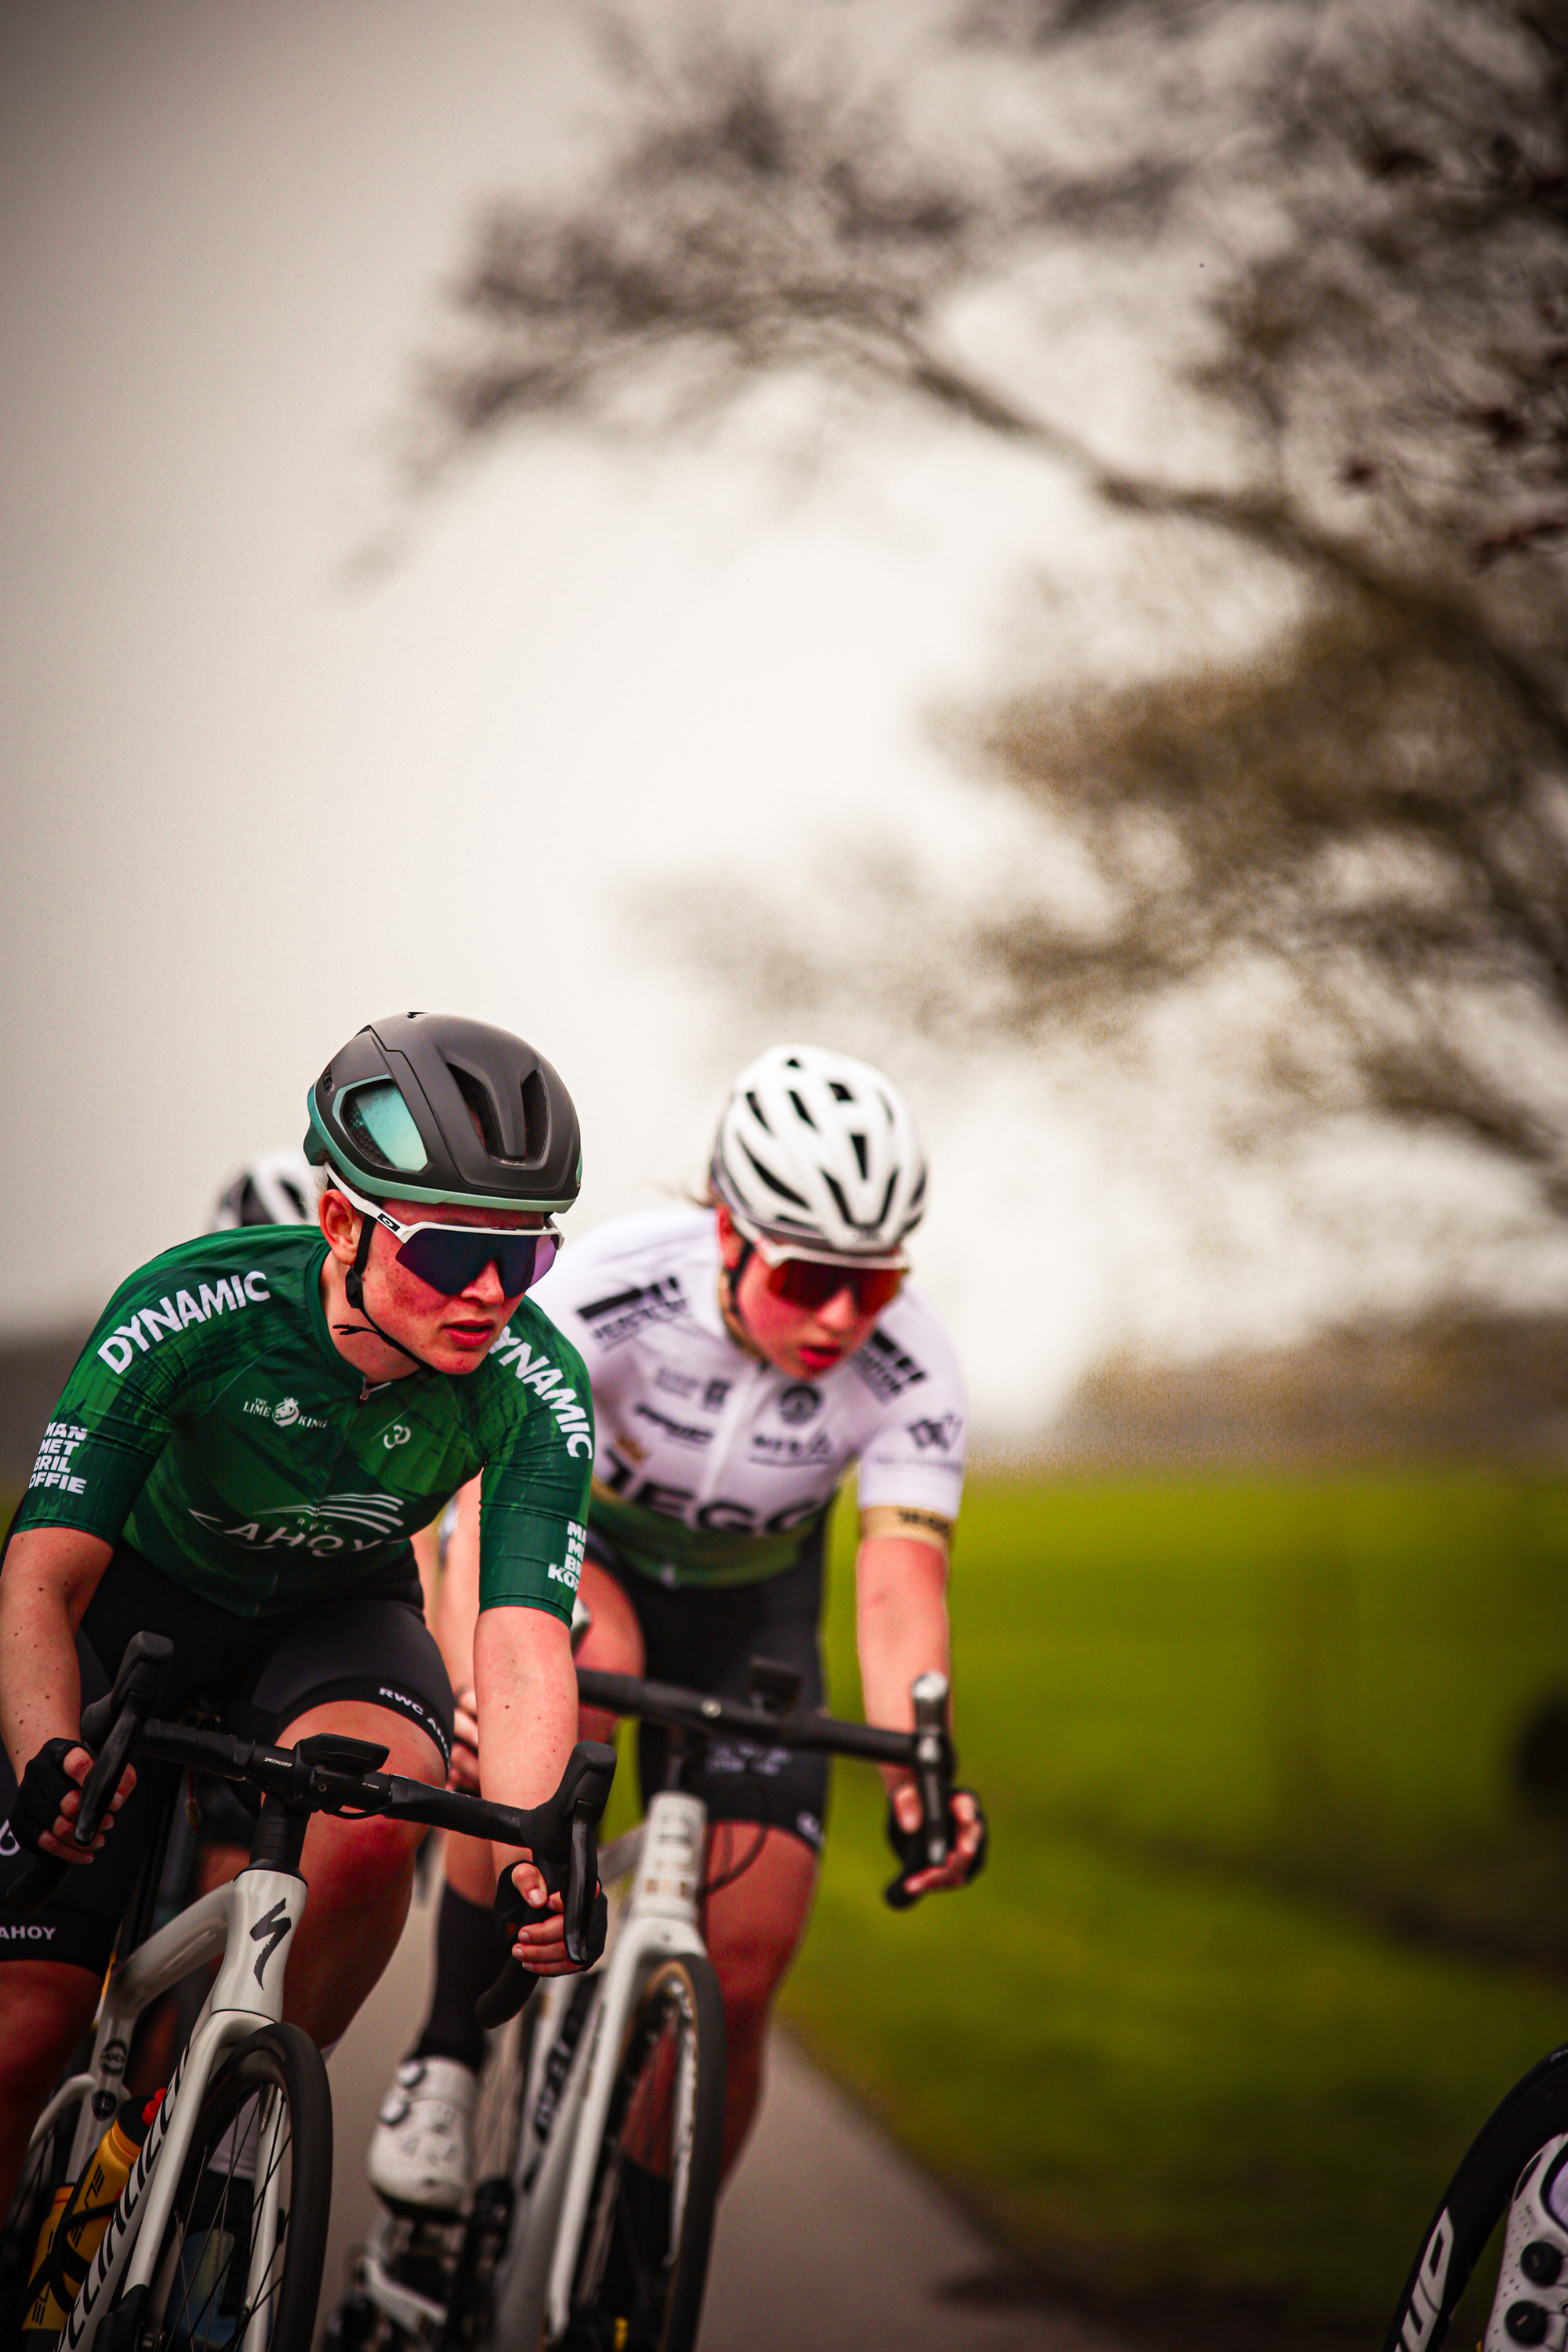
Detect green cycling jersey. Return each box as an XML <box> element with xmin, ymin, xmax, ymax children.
<box><xmin>14</xmin><ymin>1227</ymin><xmax>592</xmax><ymax>1622</ymax></box>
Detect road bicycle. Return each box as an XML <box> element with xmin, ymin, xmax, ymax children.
<box><xmin>0</xmin><ymin>1632</ymin><xmax>614</xmax><ymax>2351</ymax></box>
<box><xmin>1382</xmin><ymin>2044</ymin><xmax>1568</xmax><ymax>2352</ymax></box>
<box><xmin>325</xmin><ymin>1655</ymin><xmax>961</xmax><ymax>2352</ymax></box>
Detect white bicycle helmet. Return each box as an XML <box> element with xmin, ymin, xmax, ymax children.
<box><xmin>710</xmin><ymin>1045</ymin><xmax>927</xmax><ymax>1265</ymax></box>
<box><xmin>212</xmin><ymin>1147</ymin><xmax>320</xmax><ymax>1230</ymax></box>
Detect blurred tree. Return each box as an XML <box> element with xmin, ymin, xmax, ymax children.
<box><xmin>407</xmin><ymin>0</ymin><xmax>1568</xmax><ymax>1200</ymax></box>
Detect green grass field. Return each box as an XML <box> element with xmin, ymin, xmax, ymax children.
<box><xmin>777</xmin><ymin>1473</ymin><xmax>1568</xmax><ymax>2332</ymax></box>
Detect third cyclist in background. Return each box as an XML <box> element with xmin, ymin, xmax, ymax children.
<box><xmin>368</xmin><ymin>1044</ymin><xmax>987</xmax><ymax>2212</ymax></box>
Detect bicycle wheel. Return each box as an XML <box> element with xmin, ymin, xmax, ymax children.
<box><xmin>125</xmin><ymin>2021</ymin><xmax>332</xmax><ymax>2350</ymax></box>
<box><xmin>1383</xmin><ymin>2043</ymin><xmax>1568</xmax><ymax>2352</ymax></box>
<box><xmin>0</xmin><ymin>2077</ymin><xmax>87</xmax><ymax>2333</ymax></box>
<box><xmin>563</xmin><ymin>1955</ymin><xmax>725</xmax><ymax>2352</ymax></box>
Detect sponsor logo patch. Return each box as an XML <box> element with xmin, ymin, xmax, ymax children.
<box><xmin>488</xmin><ymin>1329</ymin><xmax>594</xmax><ymax>1457</ymax></box>
<box><xmin>851</xmin><ymin>1329</ymin><xmax>927</xmax><ymax>1403</ymax></box>
<box><xmin>241</xmin><ymin>1395</ymin><xmax>328</xmax><ymax>1432</ymax></box>
<box><xmin>28</xmin><ymin>1420</ymin><xmax>89</xmax><ymax>1497</ymax></box>
<box><xmin>776</xmin><ymin>1383</ymin><xmax>822</xmax><ymax>1426</ymax></box>
<box><xmin>546</xmin><ymin>1521</ymin><xmax>588</xmax><ymax>1592</ymax></box>
<box><xmin>907</xmin><ymin>1414</ymin><xmax>962</xmax><ymax>1452</ymax></box>
<box><xmin>579</xmin><ymin>1278</ymin><xmax>688</xmax><ymax>1350</ymax></box>
<box><xmin>749</xmin><ymin>1432</ymin><xmax>835</xmax><ymax>1466</ymax></box>
<box><xmin>96</xmin><ymin>1272</ymin><xmax>270</xmax><ymax>1374</ymax></box>
<box><xmin>190</xmin><ymin>1489</ymin><xmax>406</xmax><ymax>1556</ymax></box>
<box><xmin>633</xmin><ymin>1402</ymin><xmax>712</xmax><ymax>1448</ymax></box>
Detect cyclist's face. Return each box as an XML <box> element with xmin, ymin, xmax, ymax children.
<box><xmin>324</xmin><ymin>1191</ymin><xmax>545</xmax><ymax>1374</ymax></box>
<box><xmin>716</xmin><ymin>1207</ymin><xmax>886</xmax><ymax>1380</ymax></box>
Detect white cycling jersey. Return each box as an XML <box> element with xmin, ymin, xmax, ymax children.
<box><xmin>530</xmin><ymin>1207</ymin><xmax>967</xmax><ymax>1588</ymax></box>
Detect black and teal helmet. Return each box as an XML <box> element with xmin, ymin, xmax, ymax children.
<box><xmin>304</xmin><ymin>1013</ymin><xmax>583</xmax><ymax>1213</ymax></box>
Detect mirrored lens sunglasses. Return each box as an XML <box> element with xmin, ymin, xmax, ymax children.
<box><xmin>335</xmin><ymin>1180</ymin><xmax>560</xmax><ymax>1298</ymax></box>
<box><xmin>760</xmin><ymin>1255</ymin><xmax>905</xmax><ymax>1315</ymax></box>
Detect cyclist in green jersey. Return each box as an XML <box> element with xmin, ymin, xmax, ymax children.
<box><xmin>0</xmin><ymin>1013</ymin><xmax>597</xmax><ymax>2212</ymax></box>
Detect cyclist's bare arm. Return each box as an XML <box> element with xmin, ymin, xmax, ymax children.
<box><xmin>435</xmin><ymin>1476</ymin><xmax>482</xmax><ymax>1788</ymax></box>
<box><xmin>473</xmin><ymin>1599</ymin><xmax>583</xmax><ymax>1973</ymax></box>
<box><xmin>855</xmin><ymin>1516</ymin><xmax>982</xmax><ymax>1896</ymax></box>
<box><xmin>0</xmin><ymin>1526</ymin><xmax>134</xmax><ymax>1859</ymax></box>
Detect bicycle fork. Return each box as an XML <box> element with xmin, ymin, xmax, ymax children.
<box><xmin>61</xmin><ymin>1865</ymin><xmax>303</xmax><ymax>2351</ymax></box>
<box><xmin>492</xmin><ymin>1790</ymin><xmax>709</xmax><ymax>2349</ymax></box>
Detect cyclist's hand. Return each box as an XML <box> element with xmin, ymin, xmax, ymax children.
<box><xmin>887</xmin><ymin>1782</ymin><xmax>987</xmax><ymax>1898</ymax></box>
<box><xmin>14</xmin><ymin>1739</ymin><xmax>136</xmax><ymax>1863</ymax></box>
<box><xmin>502</xmin><ymin>1855</ymin><xmax>607</xmax><ymax>1976</ymax></box>
<box><xmin>448</xmin><ymin>1686</ymin><xmax>481</xmax><ymax>1794</ymax></box>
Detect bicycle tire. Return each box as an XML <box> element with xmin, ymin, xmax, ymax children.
<box><xmin>122</xmin><ymin>2021</ymin><xmax>332</xmax><ymax>2350</ymax></box>
<box><xmin>1382</xmin><ymin>2043</ymin><xmax>1568</xmax><ymax>2352</ymax></box>
<box><xmin>562</xmin><ymin>1955</ymin><xmax>726</xmax><ymax>2352</ymax></box>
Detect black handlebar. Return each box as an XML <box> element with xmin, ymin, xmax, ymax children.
<box><xmin>7</xmin><ymin>1635</ymin><xmax>957</xmax><ymax>1971</ymax></box>
<box><xmin>5</xmin><ymin>1632</ymin><xmax>618</xmax><ymax>1982</ymax></box>
<box><xmin>576</xmin><ymin>1660</ymin><xmax>959</xmax><ymax>1910</ymax></box>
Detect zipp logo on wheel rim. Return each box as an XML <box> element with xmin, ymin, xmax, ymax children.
<box><xmin>1399</xmin><ymin>2209</ymin><xmax>1455</xmax><ymax>2352</ymax></box>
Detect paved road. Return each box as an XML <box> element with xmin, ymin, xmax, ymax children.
<box><xmin>321</xmin><ymin>1873</ymin><xmax>1123</xmax><ymax>2352</ymax></box>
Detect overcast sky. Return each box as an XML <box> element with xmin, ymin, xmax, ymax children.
<box><xmin>5</xmin><ymin>0</ymin><xmax>1566</xmax><ymax>1438</ymax></box>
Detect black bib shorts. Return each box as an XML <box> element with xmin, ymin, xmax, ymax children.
<box><xmin>590</xmin><ymin>1527</ymin><xmax>830</xmax><ymax>1857</ymax></box>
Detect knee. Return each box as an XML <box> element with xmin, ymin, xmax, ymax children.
<box><xmin>310</xmin><ymin>1815</ymin><xmax>421</xmax><ymax>1913</ymax></box>
<box><xmin>710</xmin><ymin>1923</ymin><xmax>794</xmax><ymax>2030</ymax></box>
<box><xmin>0</xmin><ymin>1968</ymin><xmax>97</xmax><ymax>2103</ymax></box>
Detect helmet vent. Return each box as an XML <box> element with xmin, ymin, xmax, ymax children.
<box><xmin>788</xmin><ymin>1091</ymin><xmax>817</xmax><ymax>1131</ymax></box>
<box><xmin>520</xmin><ymin>1068</ymin><xmax>550</xmax><ymax>1165</ymax></box>
<box><xmin>849</xmin><ymin>1131</ymin><xmax>869</xmax><ymax>1179</ymax></box>
<box><xmin>746</xmin><ymin>1091</ymin><xmax>771</xmax><ymax>1134</ymax></box>
<box><xmin>450</xmin><ymin>1065</ymin><xmax>502</xmax><ymax>1157</ymax></box>
<box><xmin>822</xmin><ymin>1172</ymin><xmax>854</xmax><ymax>1227</ymax></box>
<box><xmin>828</xmin><ymin>1080</ymin><xmax>854</xmax><ymax>1103</ymax></box>
<box><xmin>342</xmin><ymin>1080</ymin><xmax>426</xmax><ymax>1174</ymax></box>
<box><xmin>740</xmin><ymin>1138</ymin><xmax>809</xmax><ymax>1209</ymax></box>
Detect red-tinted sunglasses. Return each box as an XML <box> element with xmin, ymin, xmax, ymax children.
<box><xmin>760</xmin><ymin>1256</ymin><xmax>905</xmax><ymax>1315</ymax></box>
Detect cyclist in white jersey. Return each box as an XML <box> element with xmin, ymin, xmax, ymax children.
<box><xmin>368</xmin><ymin>1046</ymin><xmax>985</xmax><ymax>2208</ymax></box>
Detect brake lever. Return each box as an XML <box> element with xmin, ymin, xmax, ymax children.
<box><xmin>883</xmin><ymin>1671</ymin><xmax>954</xmax><ymax>1910</ymax></box>
<box><xmin>563</xmin><ymin>1810</ymin><xmax>597</xmax><ymax>1967</ymax></box>
<box><xmin>74</xmin><ymin>1632</ymin><xmax>174</xmax><ymax>1849</ymax></box>
<box><xmin>910</xmin><ymin>1671</ymin><xmax>953</xmax><ymax>1872</ymax></box>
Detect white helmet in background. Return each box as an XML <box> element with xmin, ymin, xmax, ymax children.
<box><xmin>711</xmin><ymin>1045</ymin><xmax>927</xmax><ymax>1265</ymax></box>
<box><xmin>211</xmin><ymin>1147</ymin><xmax>319</xmax><ymax>1230</ymax></box>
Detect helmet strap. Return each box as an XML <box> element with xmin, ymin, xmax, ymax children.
<box><xmin>717</xmin><ymin>1234</ymin><xmax>768</xmax><ymax>1364</ymax></box>
<box><xmin>336</xmin><ymin>1203</ymin><xmax>437</xmax><ymax>1376</ymax></box>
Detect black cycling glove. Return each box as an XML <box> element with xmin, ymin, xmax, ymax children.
<box><xmin>10</xmin><ymin>1737</ymin><xmax>84</xmax><ymax>1858</ymax></box>
<box><xmin>883</xmin><ymin>1788</ymin><xmax>989</xmax><ymax>1910</ymax></box>
<box><xmin>493</xmin><ymin>1859</ymin><xmax>608</xmax><ymax>1970</ymax></box>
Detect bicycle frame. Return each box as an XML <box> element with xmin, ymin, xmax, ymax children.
<box><xmin>484</xmin><ymin>1785</ymin><xmax>708</xmax><ymax>2347</ymax></box>
<box><xmin>48</xmin><ymin>1857</ymin><xmax>305</xmax><ymax>2350</ymax></box>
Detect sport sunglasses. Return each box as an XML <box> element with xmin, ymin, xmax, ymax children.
<box><xmin>333</xmin><ymin>1178</ymin><xmax>560</xmax><ymax>1298</ymax></box>
<box><xmin>757</xmin><ymin>1254</ymin><xmax>905</xmax><ymax>1315</ymax></box>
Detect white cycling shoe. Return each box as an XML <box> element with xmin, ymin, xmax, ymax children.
<box><xmin>367</xmin><ymin>2056</ymin><xmax>477</xmax><ymax>2212</ymax></box>
<box><xmin>1486</xmin><ymin>2132</ymin><xmax>1568</xmax><ymax>2350</ymax></box>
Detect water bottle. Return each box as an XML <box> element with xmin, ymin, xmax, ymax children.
<box><xmin>20</xmin><ymin>2091</ymin><xmax>161</xmax><ymax>2341</ymax></box>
